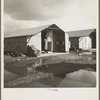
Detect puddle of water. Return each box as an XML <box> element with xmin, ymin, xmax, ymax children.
<box><xmin>35</xmin><ymin>69</ymin><xmax>96</xmax><ymax>87</ymax></box>
<box><xmin>5</xmin><ymin>58</ymin><xmax>44</xmax><ymax>75</ymax></box>
<box><xmin>14</xmin><ymin>69</ymin><xmax>96</xmax><ymax>87</ymax></box>
<box><xmin>5</xmin><ymin>71</ymin><xmax>55</xmax><ymax>87</ymax></box>
<box><xmin>66</xmin><ymin>69</ymin><xmax>96</xmax><ymax>84</ymax></box>
<box><xmin>15</xmin><ymin>74</ymin><xmax>63</xmax><ymax>87</ymax></box>
<box><xmin>4</xmin><ymin>70</ymin><xmax>20</xmax><ymax>82</ymax></box>
<box><xmin>5</xmin><ymin>56</ymin><xmax>96</xmax><ymax>87</ymax></box>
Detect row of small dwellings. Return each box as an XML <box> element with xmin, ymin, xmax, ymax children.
<box><xmin>4</xmin><ymin>24</ymin><xmax>96</xmax><ymax>57</ymax></box>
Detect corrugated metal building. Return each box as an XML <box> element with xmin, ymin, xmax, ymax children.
<box><xmin>4</xmin><ymin>24</ymin><xmax>69</xmax><ymax>53</ymax></box>
<box><xmin>67</xmin><ymin>29</ymin><xmax>96</xmax><ymax>50</ymax></box>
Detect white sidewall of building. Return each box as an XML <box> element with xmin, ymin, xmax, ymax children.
<box><xmin>65</xmin><ymin>33</ymin><xmax>69</xmax><ymax>52</ymax></box>
<box><xmin>79</xmin><ymin>36</ymin><xmax>92</xmax><ymax>49</ymax></box>
<box><xmin>27</xmin><ymin>32</ymin><xmax>41</xmax><ymax>51</ymax></box>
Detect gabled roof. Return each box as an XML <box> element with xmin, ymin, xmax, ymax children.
<box><xmin>4</xmin><ymin>24</ymin><xmax>64</xmax><ymax>38</ymax></box>
<box><xmin>67</xmin><ymin>28</ymin><xmax>96</xmax><ymax>37</ymax></box>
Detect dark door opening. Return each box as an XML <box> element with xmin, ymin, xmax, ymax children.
<box><xmin>48</xmin><ymin>42</ymin><xmax>52</xmax><ymax>51</ymax></box>
<box><xmin>53</xmin><ymin>30</ymin><xmax>65</xmax><ymax>52</ymax></box>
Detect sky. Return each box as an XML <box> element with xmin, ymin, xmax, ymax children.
<box><xmin>4</xmin><ymin>0</ymin><xmax>98</xmax><ymax>33</ymax></box>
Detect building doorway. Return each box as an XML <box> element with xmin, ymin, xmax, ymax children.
<box><xmin>41</xmin><ymin>30</ymin><xmax>53</xmax><ymax>52</ymax></box>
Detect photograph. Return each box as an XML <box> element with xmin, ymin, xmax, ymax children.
<box><xmin>3</xmin><ymin>0</ymin><xmax>97</xmax><ymax>89</ymax></box>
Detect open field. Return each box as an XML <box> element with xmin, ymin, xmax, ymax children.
<box><xmin>4</xmin><ymin>52</ymin><xmax>96</xmax><ymax>87</ymax></box>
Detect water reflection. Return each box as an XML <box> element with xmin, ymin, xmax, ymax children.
<box><xmin>34</xmin><ymin>69</ymin><xmax>96</xmax><ymax>87</ymax></box>
<box><xmin>15</xmin><ymin>69</ymin><xmax>96</xmax><ymax>87</ymax></box>
<box><xmin>5</xmin><ymin>58</ymin><xmax>43</xmax><ymax>75</ymax></box>
<box><xmin>66</xmin><ymin>69</ymin><xmax>96</xmax><ymax>84</ymax></box>
<box><xmin>26</xmin><ymin>59</ymin><xmax>42</xmax><ymax>73</ymax></box>
<box><xmin>4</xmin><ymin>70</ymin><xmax>20</xmax><ymax>82</ymax></box>
<box><xmin>5</xmin><ymin>58</ymin><xmax>96</xmax><ymax>87</ymax></box>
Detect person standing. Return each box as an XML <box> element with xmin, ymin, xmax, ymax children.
<box><xmin>44</xmin><ymin>37</ymin><xmax>48</xmax><ymax>53</ymax></box>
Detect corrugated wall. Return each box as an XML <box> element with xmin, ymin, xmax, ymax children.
<box><xmin>4</xmin><ymin>36</ymin><xmax>27</xmax><ymax>53</ymax></box>
<box><xmin>90</xmin><ymin>31</ymin><xmax>96</xmax><ymax>48</ymax></box>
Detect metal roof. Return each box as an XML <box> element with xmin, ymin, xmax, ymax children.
<box><xmin>5</xmin><ymin>24</ymin><xmax>62</xmax><ymax>38</ymax></box>
<box><xmin>67</xmin><ymin>29</ymin><xmax>96</xmax><ymax>37</ymax></box>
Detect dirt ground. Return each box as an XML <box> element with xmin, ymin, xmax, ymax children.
<box><xmin>4</xmin><ymin>52</ymin><xmax>96</xmax><ymax>88</ymax></box>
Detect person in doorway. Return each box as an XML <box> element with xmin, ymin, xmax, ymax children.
<box><xmin>72</xmin><ymin>45</ymin><xmax>77</xmax><ymax>51</ymax></box>
<box><xmin>44</xmin><ymin>37</ymin><xmax>48</xmax><ymax>53</ymax></box>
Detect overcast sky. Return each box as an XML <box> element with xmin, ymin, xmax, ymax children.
<box><xmin>4</xmin><ymin>0</ymin><xmax>98</xmax><ymax>33</ymax></box>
